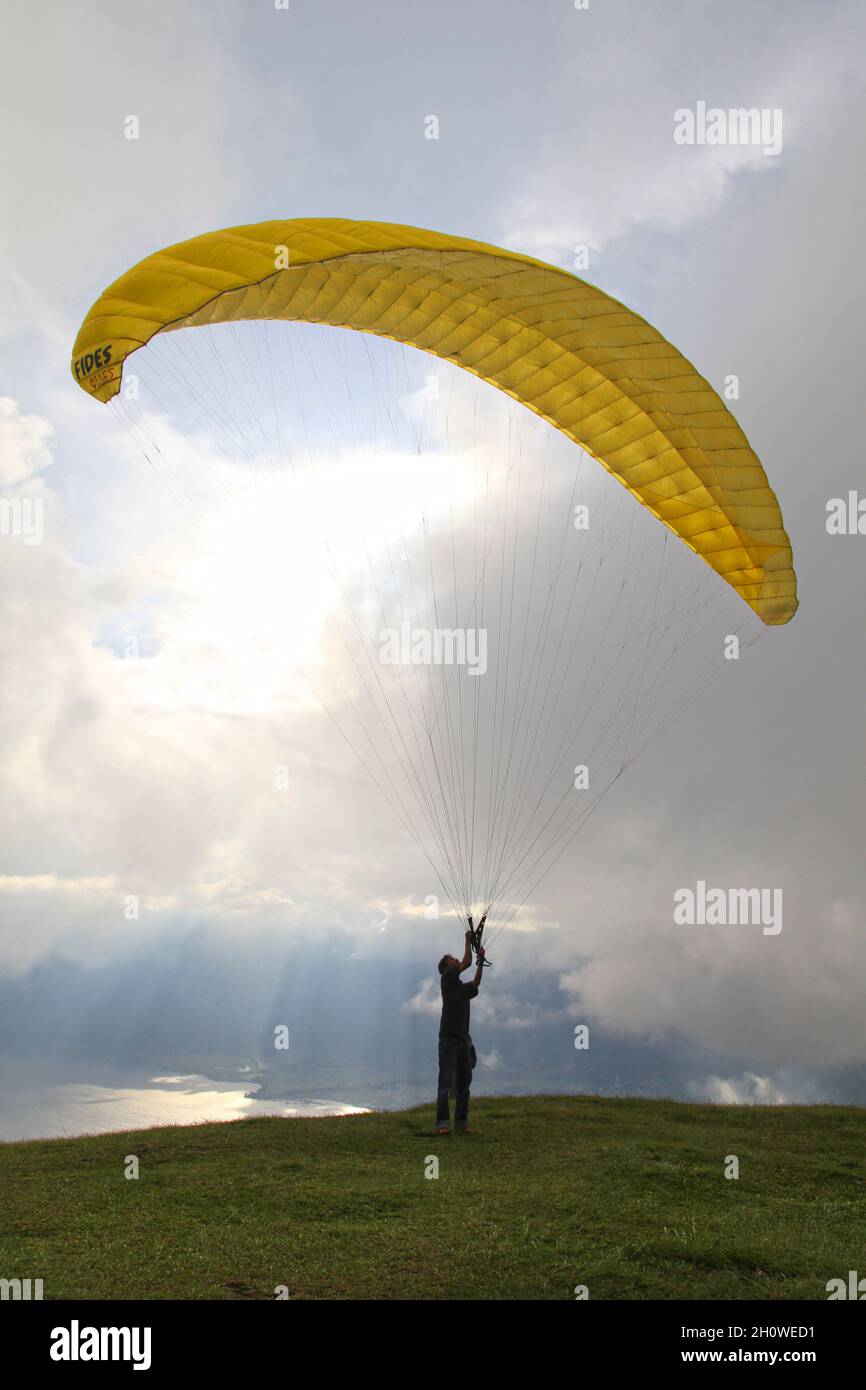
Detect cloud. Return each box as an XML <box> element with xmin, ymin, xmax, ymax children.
<box><xmin>0</xmin><ymin>396</ymin><xmax>441</xmax><ymax>973</ymax></box>
<box><xmin>0</xmin><ymin>397</ymin><xmax>54</xmax><ymax>485</ymax></box>
<box><xmin>403</xmin><ymin>978</ymin><xmax>440</xmax><ymax>1017</ymax></box>
<box><xmin>689</xmin><ymin>1072</ymin><xmax>816</xmax><ymax>1106</ymax></box>
<box><xmin>501</xmin><ymin>0</ymin><xmax>863</xmax><ymax>260</ymax></box>
<box><xmin>558</xmin><ymin>874</ymin><xmax>866</xmax><ymax>1071</ymax></box>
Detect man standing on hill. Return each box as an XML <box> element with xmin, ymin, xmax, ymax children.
<box><xmin>436</xmin><ymin>916</ymin><xmax>486</xmax><ymax>1134</ymax></box>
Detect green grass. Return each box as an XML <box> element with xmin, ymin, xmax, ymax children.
<box><xmin>1</xmin><ymin>1095</ymin><xmax>863</xmax><ymax>1300</ymax></box>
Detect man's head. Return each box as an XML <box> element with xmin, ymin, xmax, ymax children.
<box><xmin>438</xmin><ymin>954</ymin><xmax>460</xmax><ymax>975</ymax></box>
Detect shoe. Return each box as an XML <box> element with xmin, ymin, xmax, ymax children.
<box><xmin>457</xmin><ymin>1127</ymin><xmax>476</xmax><ymax>1134</ymax></box>
<box><xmin>437</xmin><ymin>1126</ymin><xmax>450</xmax><ymax>1134</ymax></box>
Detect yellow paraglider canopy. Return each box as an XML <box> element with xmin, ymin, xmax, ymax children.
<box><xmin>71</xmin><ymin>217</ymin><xmax>797</xmax><ymax>624</ymax></box>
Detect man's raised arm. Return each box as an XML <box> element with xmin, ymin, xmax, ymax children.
<box><xmin>471</xmin><ymin>945</ymin><xmax>486</xmax><ymax>987</ymax></box>
<box><xmin>458</xmin><ymin>928</ymin><xmax>473</xmax><ymax>971</ymax></box>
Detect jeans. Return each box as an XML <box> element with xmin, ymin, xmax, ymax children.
<box><xmin>436</xmin><ymin>1037</ymin><xmax>473</xmax><ymax>1129</ymax></box>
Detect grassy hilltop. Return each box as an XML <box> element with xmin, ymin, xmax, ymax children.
<box><xmin>1</xmin><ymin>1095</ymin><xmax>863</xmax><ymax>1300</ymax></box>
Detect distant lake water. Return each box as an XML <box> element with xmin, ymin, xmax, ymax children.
<box><xmin>0</xmin><ymin>1055</ymin><xmax>366</xmax><ymax>1142</ymax></box>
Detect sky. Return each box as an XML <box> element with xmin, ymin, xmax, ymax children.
<box><xmin>1</xmin><ymin>0</ymin><xmax>865</xmax><ymax>1112</ymax></box>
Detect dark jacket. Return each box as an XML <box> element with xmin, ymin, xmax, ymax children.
<box><xmin>439</xmin><ymin>968</ymin><xmax>478</xmax><ymax>1041</ymax></box>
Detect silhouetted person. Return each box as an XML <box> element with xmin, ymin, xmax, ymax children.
<box><xmin>436</xmin><ymin>921</ymin><xmax>486</xmax><ymax>1133</ymax></box>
